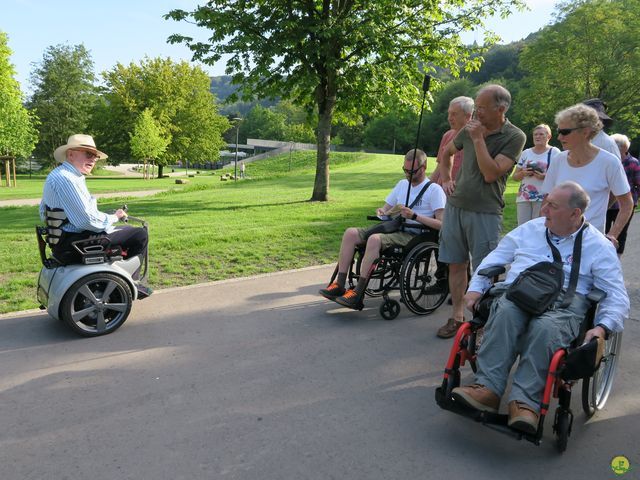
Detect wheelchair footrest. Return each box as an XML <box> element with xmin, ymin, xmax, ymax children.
<box><xmin>435</xmin><ymin>387</ymin><xmax>542</xmax><ymax>445</ymax></box>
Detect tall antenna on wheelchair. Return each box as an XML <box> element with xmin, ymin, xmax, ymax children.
<box><xmin>404</xmin><ymin>74</ymin><xmax>432</xmax><ymax>207</ymax></box>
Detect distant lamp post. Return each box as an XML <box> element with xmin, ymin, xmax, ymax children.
<box><xmin>232</xmin><ymin>117</ymin><xmax>242</xmax><ymax>181</ymax></box>
<box><xmin>29</xmin><ymin>155</ymin><xmax>34</xmax><ymax>179</ymax></box>
<box><xmin>289</xmin><ymin>141</ymin><xmax>294</xmax><ymax>171</ymax></box>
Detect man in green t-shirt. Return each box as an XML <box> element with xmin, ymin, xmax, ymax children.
<box><xmin>436</xmin><ymin>84</ymin><xmax>526</xmax><ymax>338</ymax></box>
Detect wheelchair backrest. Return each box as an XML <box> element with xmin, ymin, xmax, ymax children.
<box><xmin>44</xmin><ymin>207</ymin><xmax>68</xmax><ymax>246</ymax></box>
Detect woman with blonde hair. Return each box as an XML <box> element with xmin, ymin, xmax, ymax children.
<box><xmin>512</xmin><ymin>124</ymin><xmax>560</xmax><ymax>224</ymax></box>
<box><xmin>541</xmin><ymin>104</ymin><xmax>632</xmax><ymax>248</ymax></box>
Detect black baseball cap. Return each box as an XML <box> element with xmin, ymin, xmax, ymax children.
<box><xmin>582</xmin><ymin>98</ymin><xmax>613</xmax><ymax>125</ymax></box>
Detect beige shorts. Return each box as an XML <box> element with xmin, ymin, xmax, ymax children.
<box><xmin>356</xmin><ymin>228</ymin><xmax>415</xmax><ymax>251</ymax></box>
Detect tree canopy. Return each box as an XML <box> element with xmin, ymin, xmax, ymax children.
<box><xmin>0</xmin><ymin>32</ymin><xmax>38</xmax><ymax>160</ymax></box>
<box><xmin>27</xmin><ymin>44</ymin><xmax>96</xmax><ymax>165</ymax></box>
<box><xmin>130</xmin><ymin>108</ymin><xmax>170</xmax><ymax>161</ymax></box>
<box><xmin>166</xmin><ymin>0</ymin><xmax>524</xmax><ymax>200</ymax></box>
<box><xmin>96</xmin><ymin>57</ymin><xmax>229</xmax><ymax>175</ymax></box>
<box><xmin>237</xmin><ymin>103</ymin><xmax>316</xmax><ymax>144</ymax></box>
<box><xmin>517</xmin><ymin>0</ymin><xmax>640</xmax><ymax>137</ymax></box>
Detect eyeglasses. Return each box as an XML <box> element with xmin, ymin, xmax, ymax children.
<box><xmin>557</xmin><ymin>127</ymin><xmax>582</xmax><ymax>136</ymax></box>
<box><xmin>403</xmin><ymin>165</ymin><xmax>424</xmax><ymax>174</ymax></box>
<box><xmin>73</xmin><ymin>150</ymin><xmax>99</xmax><ymax>161</ymax></box>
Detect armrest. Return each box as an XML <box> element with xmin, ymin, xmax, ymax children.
<box><xmin>477</xmin><ymin>266</ymin><xmax>506</xmax><ymax>278</ymax></box>
<box><xmin>586</xmin><ymin>288</ymin><xmax>606</xmax><ymax>304</ymax></box>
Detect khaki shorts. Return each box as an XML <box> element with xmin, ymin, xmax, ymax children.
<box><xmin>357</xmin><ymin>227</ymin><xmax>415</xmax><ymax>251</ymax></box>
<box><xmin>438</xmin><ymin>203</ymin><xmax>501</xmax><ymax>270</ymax></box>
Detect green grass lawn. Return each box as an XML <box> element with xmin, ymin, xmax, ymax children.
<box><xmin>0</xmin><ymin>151</ymin><xmax>519</xmax><ymax>314</ymax></box>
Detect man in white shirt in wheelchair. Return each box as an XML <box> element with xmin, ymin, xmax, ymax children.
<box><xmin>452</xmin><ymin>181</ymin><xmax>629</xmax><ymax>434</ymax></box>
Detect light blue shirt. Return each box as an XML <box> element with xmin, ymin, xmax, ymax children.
<box><xmin>40</xmin><ymin>162</ymin><xmax>118</xmax><ymax>234</ymax></box>
<box><xmin>468</xmin><ymin>217</ymin><xmax>629</xmax><ymax>332</ymax></box>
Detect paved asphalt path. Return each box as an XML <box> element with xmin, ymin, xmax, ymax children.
<box><xmin>0</xmin><ymin>189</ymin><xmax>166</xmax><ymax>208</ymax></box>
<box><xmin>1</xmin><ymin>228</ymin><xmax>640</xmax><ymax>479</ymax></box>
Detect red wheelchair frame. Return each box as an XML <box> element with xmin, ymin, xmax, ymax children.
<box><xmin>435</xmin><ymin>266</ymin><xmax>620</xmax><ymax>453</ymax></box>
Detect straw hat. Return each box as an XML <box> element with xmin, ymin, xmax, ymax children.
<box><xmin>54</xmin><ymin>134</ymin><xmax>108</xmax><ymax>163</ymax></box>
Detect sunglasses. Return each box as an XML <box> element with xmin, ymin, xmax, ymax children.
<box><xmin>557</xmin><ymin>127</ymin><xmax>582</xmax><ymax>136</ymax></box>
<box><xmin>402</xmin><ymin>165</ymin><xmax>424</xmax><ymax>174</ymax></box>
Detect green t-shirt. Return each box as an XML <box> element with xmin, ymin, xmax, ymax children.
<box><xmin>449</xmin><ymin>119</ymin><xmax>526</xmax><ymax>214</ymax></box>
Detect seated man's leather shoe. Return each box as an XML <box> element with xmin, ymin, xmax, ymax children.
<box><xmin>451</xmin><ymin>384</ymin><xmax>500</xmax><ymax>413</ymax></box>
<box><xmin>508</xmin><ymin>400</ymin><xmax>539</xmax><ymax>434</ymax></box>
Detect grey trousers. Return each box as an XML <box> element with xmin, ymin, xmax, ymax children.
<box><xmin>516</xmin><ymin>201</ymin><xmax>542</xmax><ymax>226</ymax></box>
<box><xmin>475</xmin><ymin>285</ymin><xmax>590</xmax><ymax>411</ymax></box>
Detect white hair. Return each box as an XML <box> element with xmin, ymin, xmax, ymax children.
<box><xmin>556</xmin><ymin>181</ymin><xmax>590</xmax><ymax>212</ymax></box>
<box><xmin>611</xmin><ymin>133</ymin><xmax>630</xmax><ymax>151</ymax></box>
<box><xmin>477</xmin><ymin>84</ymin><xmax>511</xmax><ymax>113</ymax></box>
<box><xmin>449</xmin><ymin>96</ymin><xmax>474</xmax><ymax>115</ymax></box>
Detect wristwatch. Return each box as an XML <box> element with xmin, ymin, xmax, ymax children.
<box><xmin>411</xmin><ymin>213</ymin><xmax>418</xmax><ymax>220</ymax></box>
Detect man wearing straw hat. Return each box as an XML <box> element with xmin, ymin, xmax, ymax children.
<box><xmin>40</xmin><ymin>134</ymin><xmax>148</xmax><ymax>277</ymax></box>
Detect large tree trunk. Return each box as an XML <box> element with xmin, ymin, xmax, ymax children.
<box><xmin>157</xmin><ymin>163</ymin><xmax>164</xmax><ymax>178</ymax></box>
<box><xmin>311</xmin><ymin>71</ymin><xmax>336</xmax><ymax>202</ymax></box>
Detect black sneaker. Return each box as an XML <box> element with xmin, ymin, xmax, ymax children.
<box><xmin>136</xmin><ymin>284</ymin><xmax>153</xmax><ymax>299</ymax></box>
<box><xmin>334</xmin><ymin>289</ymin><xmax>364</xmax><ymax>310</ymax></box>
<box><xmin>319</xmin><ymin>282</ymin><xmax>346</xmax><ymax>301</ymax></box>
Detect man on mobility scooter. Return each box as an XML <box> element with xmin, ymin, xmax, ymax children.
<box><xmin>450</xmin><ymin>181</ymin><xmax>629</xmax><ymax>435</ymax></box>
<box><xmin>40</xmin><ymin>134</ymin><xmax>151</xmax><ymax>298</ymax></box>
<box><xmin>319</xmin><ymin>149</ymin><xmax>446</xmax><ymax>310</ymax></box>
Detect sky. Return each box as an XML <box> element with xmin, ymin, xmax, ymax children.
<box><xmin>2</xmin><ymin>0</ymin><xmax>559</xmax><ymax>95</ymax></box>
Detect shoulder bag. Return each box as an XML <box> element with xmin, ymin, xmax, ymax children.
<box><xmin>505</xmin><ymin>224</ymin><xmax>587</xmax><ymax>315</ymax></box>
<box><xmin>363</xmin><ymin>181</ymin><xmax>431</xmax><ymax>239</ymax></box>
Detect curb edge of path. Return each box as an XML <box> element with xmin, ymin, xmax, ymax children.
<box><xmin>0</xmin><ymin>263</ymin><xmax>334</xmax><ymax>319</ymax></box>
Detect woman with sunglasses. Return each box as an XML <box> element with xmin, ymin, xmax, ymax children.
<box><xmin>541</xmin><ymin>104</ymin><xmax>633</xmax><ymax>249</ymax></box>
<box><xmin>512</xmin><ymin>124</ymin><xmax>560</xmax><ymax>225</ymax></box>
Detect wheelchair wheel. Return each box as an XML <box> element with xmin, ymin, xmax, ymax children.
<box><xmin>581</xmin><ymin>332</ymin><xmax>622</xmax><ymax>416</ymax></box>
<box><xmin>355</xmin><ymin>251</ymin><xmax>399</xmax><ymax>297</ymax></box>
<box><xmin>554</xmin><ymin>408</ymin><xmax>572</xmax><ymax>453</ymax></box>
<box><xmin>399</xmin><ymin>242</ymin><xmax>448</xmax><ymax>315</ymax></box>
<box><xmin>379</xmin><ymin>299</ymin><xmax>401</xmax><ymax>320</ymax></box>
<box><xmin>444</xmin><ymin>369</ymin><xmax>460</xmax><ymax>398</ymax></box>
<box><xmin>60</xmin><ymin>273</ymin><xmax>133</xmax><ymax>337</ymax></box>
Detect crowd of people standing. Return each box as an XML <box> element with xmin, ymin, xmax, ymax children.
<box><xmin>320</xmin><ymin>85</ymin><xmax>636</xmax><ymax>328</ymax></box>
<box><xmin>317</xmin><ymin>85</ymin><xmax>632</xmax><ymax>435</ymax></box>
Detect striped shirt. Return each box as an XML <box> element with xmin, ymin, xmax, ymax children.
<box><xmin>40</xmin><ymin>162</ymin><xmax>118</xmax><ymax>233</ymax></box>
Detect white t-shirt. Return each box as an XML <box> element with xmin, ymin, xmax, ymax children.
<box><xmin>385</xmin><ymin>178</ymin><xmax>446</xmax><ymax>226</ymax></box>
<box><xmin>592</xmin><ymin>131</ymin><xmax>621</xmax><ymax>160</ymax></box>
<box><xmin>541</xmin><ymin>149</ymin><xmax>630</xmax><ymax>232</ymax></box>
<box><xmin>516</xmin><ymin>146</ymin><xmax>561</xmax><ymax>203</ymax></box>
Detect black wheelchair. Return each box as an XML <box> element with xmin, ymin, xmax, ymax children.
<box><xmin>435</xmin><ymin>266</ymin><xmax>622</xmax><ymax>452</ymax></box>
<box><xmin>327</xmin><ymin>218</ymin><xmax>449</xmax><ymax>320</ymax></box>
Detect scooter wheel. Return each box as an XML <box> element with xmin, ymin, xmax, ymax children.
<box><xmin>60</xmin><ymin>273</ymin><xmax>133</xmax><ymax>337</ymax></box>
